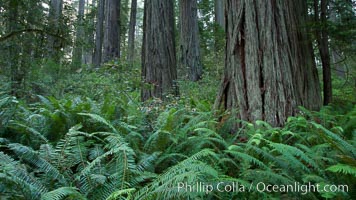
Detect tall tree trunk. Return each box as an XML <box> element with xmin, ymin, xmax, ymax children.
<box><xmin>179</xmin><ymin>0</ymin><xmax>202</xmax><ymax>81</ymax></box>
<box><xmin>120</xmin><ymin>0</ymin><xmax>130</xmax><ymax>49</ymax></box>
<box><xmin>141</xmin><ymin>0</ymin><xmax>178</xmax><ymax>101</ymax></box>
<box><xmin>72</xmin><ymin>0</ymin><xmax>86</xmax><ymax>70</ymax></box>
<box><xmin>93</xmin><ymin>0</ymin><xmax>105</xmax><ymax>67</ymax></box>
<box><xmin>213</xmin><ymin>0</ymin><xmax>225</xmax><ymax>60</ymax></box>
<box><xmin>215</xmin><ymin>0</ymin><xmax>322</xmax><ymax>126</ymax></box>
<box><xmin>103</xmin><ymin>0</ymin><xmax>120</xmax><ymax>62</ymax></box>
<box><xmin>127</xmin><ymin>0</ymin><xmax>137</xmax><ymax>65</ymax></box>
<box><xmin>214</xmin><ymin>0</ymin><xmax>225</xmax><ymax>30</ymax></box>
<box><xmin>83</xmin><ymin>0</ymin><xmax>96</xmax><ymax>65</ymax></box>
<box><xmin>329</xmin><ymin>1</ymin><xmax>346</xmax><ymax>78</ymax></box>
<box><xmin>8</xmin><ymin>1</ymin><xmax>21</xmax><ymax>97</ymax></box>
<box><xmin>315</xmin><ymin>0</ymin><xmax>332</xmax><ymax>105</ymax></box>
<box><xmin>47</xmin><ymin>0</ymin><xmax>63</xmax><ymax>62</ymax></box>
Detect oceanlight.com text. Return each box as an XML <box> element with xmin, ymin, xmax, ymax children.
<box><xmin>177</xmin><ymin>182</ymin><xmax>349</xmax><ymax>195</ymax></box>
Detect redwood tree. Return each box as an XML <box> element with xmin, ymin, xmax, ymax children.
<box><xmin>72</xmin><ymin>0</ymin><xmax>85</xmax><ymax>69</ymax></box>
<box><xmin>141</xmin><ymin>0</ymin><xmax>178</xmax><ymax>101</ymax></box>
<box><xmin>215</xmin><ymin>0</ymin><xmax>322</xmax><ymax>126</ymax></box>
<box><xmin>103</xmin><ymin>0</ymin><xmax>120</xmax><ymax>62</ymax></box>
<box><xmin>93</xmin><ymin>0</ymin><xmax>105</xmax><ymax>67</ymax></box>
<box><xmin>214</xmin><ymin>0</ymin><xmax>224</xmax><ymax>30</ymax></box>
<box><xmin>127</xmin><ymin>0</ymin><xmax>137</xmax><ymax>65</ymax></box>
<box><xmin>47</xmin><ymin>0</ymin><xmax>63</xmax><ymax>62</ymax></box>
<box><xmin>179</xmin><ymin>0</ymin><xmax>202</xmax><ymax>81</ymax></box>
<box><xmin>314</xmin><ymin>0</ymin><xmax>332</xmax><ymax>105</ymax></box>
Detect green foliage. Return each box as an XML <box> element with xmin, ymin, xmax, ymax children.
<box><xmin>1</xmin><ymin>89</ymin><xmax>355</xmax><ymax>199</ymax></box>
<box><xmin>327</xmin><ymin>164</ymin><xmax>356</xmax><ymax>176</ymax></box>
<box><xmin>41</xmin><ymin>187</ymin><xmax>86</xmax><ymax>200</ymax></box>
<box><xmin>0</xmin><ymin>0</ymin><xmax>354</xmax><ymax>199</ymax></box>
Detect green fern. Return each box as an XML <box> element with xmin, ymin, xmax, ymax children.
<box><xmin>41</xmin><ymin>187</ymin><xmax>86</xmax><ymax>200</ymax></box>
<box><xmin>7</xmin><ymin>143</ymin><xmax>67</xmax><ymax>185</ymax></box>
<box><xmin>134</xmin><ymin>149</ymin><xmax>219</xmax><ymax>200</ymax></box>
<box><xmin>106</xmin><ymin>188</ymin><xmax>136</xmax><ymax>200</ymax></box>
<box><xmin>327</xmin><ymin>164</ymin><xmax>356</xmax><ymax>176</ymax></box>
<box><xmin>311</xmin><ymin>122</ymin><xmax>356</xmax><ymax>158</ymax></box>
<box><xmin>78</xmin><ymin>113</ymin><xmax>118</xmax><ymax>134</ymax></box>
<box><xmin>225</xmin><ymin>145</ymin><xmax>270</xmax><ymax>170</ymax></box>
<box><xmin>0</xmin><ymin>152</ymin><xmax>47</xmax><ymax>199</ymax></box>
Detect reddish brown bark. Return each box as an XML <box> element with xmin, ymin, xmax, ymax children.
<box><xmin>141</xmin><ymin>0</ymin><xmax>178</xmax><ymax>101</ymax></box>
<box><xmin>215</xmin><ymin>0</ymin><xmax>322</xmax><ymax>126</ymax></box>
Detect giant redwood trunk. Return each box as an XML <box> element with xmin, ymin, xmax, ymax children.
<box><xmin>215</xmin><ymin>0</ymin><xmax>322</xmax><ymax>126</ymax></box>
<box><xmin>103</xmin><ymin>0</ymin><xmax>120</xmax><ymax>62</ymax></box>
<box><xmin>141</xmin><ymin>0</ymin><xmax>178</xmax><ymax>101</ymax></box>
<box><xmin>179</xmin><ymin>0</ymin><xmax>202</xmax><ymax>81</ymax></box>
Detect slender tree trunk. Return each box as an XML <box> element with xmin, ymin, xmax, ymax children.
<box><xmin>141</xmin><ymin>0</ymin><xmax>178</xmax><ymax>101</ymax></box>
<box><xmin>215</xmin><ymin>0</ymin><xmax>322</xmax><ymax>126</ymax></box>
<box><xmin>72</xmin><ymin>0</ymin><xmax>85</xmax><ymax>70</ymax></box>
<box><xmin>213</xmin><ymin>0</ymin><xmax>225</xmax><ymax>61</ymax></box>
<box><xmin>103</xmin><ymin>0</ymin><xmax>120</xmax><ymax>62</ymax></box>
<box><xmin>8</xmin><ymin>1</ymin><xmax>21</xmax><ymax>97</ymax></box>
<box><xmin>329</xmin><ymin>1</ymin><xmax>346</xmax><ymax>78</ymax></box>
<box><xmin>93</xmin><ymin>0</ymin><xmax>105</xmax><ymax>67</ymax></box>
<box><xmin>214</xmin><ymin>0</ymin><xmax>225</xmax><ymax>30</ymax></box>
<box><xmin>83</xmin><ymin>0</ymin><xmax>96</xmax><ymax>65</ymax></box>
<box><xmin>47</xmin><ymin>0</ymin><xmax>63</xmax><ymax>62</ymax></box>
<box><xmin>127</xmin><ymin>0</ymin><xmax>137</xmax><ymax>65</ymax></box>
<box><xmin>121</xmin><ymin>0</ymin><xmax>129</xmax><ymax>49</ymax></box>
<box><xmin>315</xmin><ymin>0</ymin><xmax>332</xmax><ymax>105</ymax></box>
<box><xmin>179</xmin><ymin>0</ymin><xmax>202</xmax><ymax>81</ymax></box>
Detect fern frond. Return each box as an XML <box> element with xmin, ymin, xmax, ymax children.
<box><xmin>41</xmin><ymin>187</ymin><xmax>86</xmax><ymax>200</ymax></box>
<box><xmin>268</xmin><ymin>141</ymin><xmax>319</xmax><ymax>172</ymax></box>
<box><xmin>10</xmin><ymin>121</ymin><xmax>48</xmax><ymax>143</ymax></box>
<box><xmin>243</xmin><ymin>170</ymin><xmax>294</xmax><ymax>185</ymax></box>
<box><xmin>37</xmin><ymin>95</ymin><xmax>54</xmax><ymax>110</ymax></box>
<box><xmin>225</xmin><ymin>145</ymin><xmax>270</xmax><ymax>170</ymax></box>
<box><xmin>78</xmin><ymin>113</ymin><xmax>118</xmax><ymax>134</ymax></box>
<box><xmin>144</xmin><ymin>130</ymin><xmax>176</xmax><ymax>152</ymax></box>
<box><xmin>137</xmin><ymin>152</ymin><xmax>161</xmax><ymax>172</ymax></box>
<box><xmin>155</xmin><ymin>153</ymin><xmax>188</xmax><ymax>167</ymax></box>
<box><xmin>88</xmin><ymin>145</ymin><xmax>105</xmax><ymax>160</ymax></box>
<box><xmin>311</xmin><ymin>122</ymin><xmax>356</xmax><ymax>158</ymax></box>
<box><xmin>134</xmin><ymin>149</ymin><xmax>219</xmax><ymax>200</ymax></box>
<box><xmin>106</xmin><ymin>188</ymin><xmax>136</xmax><ymax>200</ymax></box>
<box><xmin>8</xmin><ymin>143</ymin><xmax>67</xmax><ymax>185</ymax></box>
<box><xmin>327</xmin><ymin>164</ymin><xmax>356</xmax><ymax>176</ymax></box>
<box><xmin>244</xmin><ymin>143</ymin><xmax>286</xmax><ymax>168</ymax></box>
<box><xmin>0</xmin><ymin>152</ymin><xmax>47</xmax><ymax>199</ymax></box>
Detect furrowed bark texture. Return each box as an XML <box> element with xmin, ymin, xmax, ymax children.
<box><xmin>179</xmin><ymin>0</ymin><xmax>202</xmax><ymax>81</ymax></box>
<box><xmin>141</xmin><ymin>0</ymin><xmax>178</xmax><ymax>101</ymax></box>
<box><xmin>104</xmin><ymin>0</ymin><xmax>120</xmax><ymax>62</ymax></box>
<box><xmin>215</xmin><ymin>0</ymin><xmax>322</xmax><ymax>126</ymax></box>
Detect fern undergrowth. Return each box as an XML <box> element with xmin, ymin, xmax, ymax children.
<box><xmin>0</xmin><ymin>92</ymin><xmax>355</xmax><ymax>200</ymax></box>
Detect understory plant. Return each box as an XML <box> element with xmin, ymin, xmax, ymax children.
<box><xmin>0</xmin><ymin>94</ymin><xmax>355</xmax><ymax>200</ymax></box>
